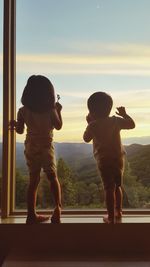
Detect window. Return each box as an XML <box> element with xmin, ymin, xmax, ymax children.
<box><xmin>2</xmin><ymin>0</ymin><xmax>150</xmax><ymax>217</ymax></box>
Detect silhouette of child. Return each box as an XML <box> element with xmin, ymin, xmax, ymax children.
<box><xmin>11</xmin><ymin>75</ymin><xmax>62</xmax><ymax>224</ymax></box>
<box><xmin>83</xmin><ymin>92</ymin><xmax>135</xmax><ymax>223</ymax></box>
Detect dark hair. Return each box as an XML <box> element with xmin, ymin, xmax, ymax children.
<box><xmin>21</xmin><ymin>75</ymin><xmax>55</xmax><ymax>113</ymax></box>
<box><xmin>87</xmin><ymin>92</ymin><xmax>113</xmax><ymax>118</ymax></box>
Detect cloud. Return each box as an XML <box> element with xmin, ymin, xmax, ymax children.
<box><xmin>1</xmin><ymin>43</ymin><xmax>150</xmax><ymax>76</ymax></box>
<box><xmin>86</xmin><ymin>43</ymin><xmax>150</xmax><ymax>57</ymax></box>
<box><xmin>1</xmin><ymin>43</ymin><xmax>150</xmax><ymax>142</ymax></box>
<box><xmin>14</xmin><ymin>42</ymin><xmax>150</xmax><ymax>76</ymax></box>
<box><xmin>47</xmin><ymin>39</ymin><xmax>150</xmax><ymax>57</ymax></box>
<box><xmin>16</xmin><ymin>61</ymin><xmax>150</xmax><ymax>76</ymax></box>
<box><xmin>16</xmin><ymin>53</ymin><xmax>150</xmax><ymax>65</ymax></box>
<box><xmin>112</xmin><ymin>89</ymin><xmax>150</xmax><ymax>108</ymax></box>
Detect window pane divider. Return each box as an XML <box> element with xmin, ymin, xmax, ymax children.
<box><xmin>1</xmin><ymin>0</ymin><xmax>16</xmax><ymax>218</ymax></box>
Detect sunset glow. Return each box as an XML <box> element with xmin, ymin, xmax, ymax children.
<box><xmin>0</xmin><ymin>0</ymin><xmax>150</xmax><ymax>144</ymax></box>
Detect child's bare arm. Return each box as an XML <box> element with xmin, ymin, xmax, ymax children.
<box><xmin>83</xmin><ymin>118</ymin><xmax>94</xmax><ymax>143</ymax></box>
<box><xmin>86</xmin><ymin>113</ymin><xmax>95</xmax><ymax>124</ymax></box>
<box><xmin>83</xmin><ymin>127</ymin><xmax>93</xmax><ymax>142</ymax></box>
<box><xmin>116</xmin><ymin>106</ymin><xmax>135</xmax><ymax>129</ymax></box>
<box><xmin>10</xmin><ymin>110</ymin><xmax>25</xmax><ymax>134</ymax></box>
<box><xmin>51</xmin><ymin>102</ymin><xmax>63</xmax><ymax>130</ymax></box>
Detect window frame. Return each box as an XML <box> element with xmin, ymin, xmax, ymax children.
<box><xmin>1</xmin><ymin>0</ymin><xmax>150</xmax><ymax>218</ymax></box>
<box><xmin>1</xmin><ymin>0</ymin><xmax>16</xmax><ymax>218</ymax></box>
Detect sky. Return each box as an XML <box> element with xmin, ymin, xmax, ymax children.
<box><xmin>0</xmin><ymin>0</ymin><xmax>150</xmax><ymax>143</ymax></box>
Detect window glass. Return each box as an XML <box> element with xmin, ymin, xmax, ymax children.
<box><xmin>16</xmin><ymin>0</ymin><xmax>150</xmax><ymax>210</ymax></box>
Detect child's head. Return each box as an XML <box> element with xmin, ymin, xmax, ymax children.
<box><xmin>87</xmin><ymin>92</ymin><xmax>113</xmax><ymax>118</ymax></box>
<box><xmin>21</xmin><ymin>75</ymin><xmax>55</xmax><ymax>112</ymax></box>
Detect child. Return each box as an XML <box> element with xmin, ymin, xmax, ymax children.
<box><xmin>83</xmin><ymin>92</ymin><xmax>135</xmax><ymax>224</ymax></box>
<box><xmin>11</xmin><ymin>75</ymin><xmax>62</xmax><ymax>224</ymax></box>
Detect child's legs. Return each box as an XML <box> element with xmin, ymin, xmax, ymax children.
<box><xmin>105</xmin><ymin>186</ymin><xmax>115</xmax><ymax>221</ymax></box>
<box><xmin>24</xmin><ymin>142</ymin><xmax>42</xmax><ymax>217</ymax></box>
<box><xmin>42</xmin><ymin>144</ymin><xmax>61</xmax><ymax>208</ymax></box>
<box><xmin>99</xmin><ymin>162</ymin><xmax>116</xmax><ymax>222</ymax></box>
<box><xmin>41</xmin><ymin>143</ymin><xmax>61</xmax><ymax>223</ymax></box>
<box><xmin>46</xmin><ymin>171</ymin><xmax>61</xmax><ymax>223</ymax></box>
<box><xmin>114</xmin><ymin>158</ymin><xmax>124</xmax><ymax>216</ymax></box>
<box><xmin>115</xmin><ymin>186</ymin><xmax>123</xmax><ymax>215</ymax></box>
<box><xmin>46</xmin><ymin>171</ymin><xmax>61</xmax><ymax>208</ymax></box>
<box><xmin>27</xmin><ymin>171</ymin><xmax>41</xmax><ymax>217</ymax></box>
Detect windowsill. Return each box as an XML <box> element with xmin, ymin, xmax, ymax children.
<box><xmin>1</xmin><ymin>216</ymin><xmax>150</xmax><ymax>260</ymax></box>
<box><xmin>1</xmin><ymin>214</ymin><xmax>150</xmax><ymax>224</ymax></box>
<box><xmin>6</xmin><ymin>208</ymin><xmax>150</xmax><ymax>215</ymax></box>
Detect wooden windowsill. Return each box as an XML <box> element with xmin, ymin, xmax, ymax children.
<box><xmin>1</xmin><ymin>214</ymin><xmax>150</xmax><ymax>224</ymax></box>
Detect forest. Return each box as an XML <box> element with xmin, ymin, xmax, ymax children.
<box><xmin>0</xmin><ymin>143</ymin><xmax>150</xmax><ymax>209</ymax></box>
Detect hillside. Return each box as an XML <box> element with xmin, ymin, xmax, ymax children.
<box><xmin>127</xmin><ymin>144</ymin><xmax>150</xmax><ymax>186</ymax></box>
<box><xmin>0</xmin><ymin>142</ymin><xmax>93</xmax><ymax>173</ymax></box>
<box><xmin>0</xmin><ymin>142</ymin><xmax>150</xmax><ymax>209</ymax></box>
<box><xmin>0</xmin><ymin>143</ymin><xmax>150</xmax><ymax>187</ymax></box>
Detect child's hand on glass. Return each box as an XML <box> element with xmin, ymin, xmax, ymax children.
<box><xmin>116</xmin><ymin>106</ymin><xmax>127</xmax><ymax>117</ymax></box>
<box><xmin>9</xmin><ymin>120</ymin><xmax>17</xmax><ymax>130</ymax></box>
<box><xmin>55</xmin><ymin>102</ymin><xmax>62</xmax><ymax>112</ymax></box>
<box><xmin>86</xmin><ymin>113</ymin><xmax>94</xmax><ymax>124</ymax></box>
<box><xmin>57</xmin><ymin>94</ymin><xmax>60</xmax><ymax>102</ymax></box>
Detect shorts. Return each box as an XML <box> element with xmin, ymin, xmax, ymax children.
<box><xmin>24</xmin><ymin>140</ymin><xmax>56</xmax><ymax>176</ymax></box>
<box><xmin>96</xmin><ymin>157</ymin><xmax>124</xmax><ymax>190</ymax></box>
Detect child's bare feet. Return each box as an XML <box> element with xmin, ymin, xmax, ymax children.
<box><xmin>103</xmin><ymin>215</ymin><xmax>115</xmax><ymax>224</ymax></box>
<box><xmin>26</xmin><ymin>214</ymin><xmax>50</xmax><ymax>224</ymax></box>
<box><xmin>115</xmin><ymin>211</ymin><xmax>122</xmax><ymax>223</ymax></box>
<box><xmin>51</xmin><ymin>206</ymin><xmax>61</xmax><ymax>224</ymax></box>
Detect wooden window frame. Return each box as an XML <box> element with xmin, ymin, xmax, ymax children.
<box><xmin>1</xmin><ymin>0</ymin><xmax>16</xmax><ymax>218</ymax></box>
<box><xmin>1</xmin><ymin>0</ymin><xmax>150</xmax><ymax>218</ymax></box>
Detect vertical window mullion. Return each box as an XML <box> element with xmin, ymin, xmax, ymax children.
<box><xmin>2</xmin><ymin>0</ymin><xmax>16</xmax><ymax>218</ymax></box>
<box><xmin>10</xmin><ymin>0</ymin><xmax>16</xmax><ymax>214</ymax></box>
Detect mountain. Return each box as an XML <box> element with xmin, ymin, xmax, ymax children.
<box><xmin>0</xmin><ymin>143</ymin><xmax>150</xmax><ymax>187</ymax></box>
<box><xmin>55</xmin><ymin>142</ymin><xmax>92</xmax><ymax>161</ymax></box>
<box><xmin>123</xmin><ymin>136</ymin><xmax>150</xmax><ymax>145</ymax></box>
<box><xmin>0</xmin><ymin>142</ymin><xmax>93</xmax><ymax>173</ymax></box>
<box><xmin>124</xmin><ymin>143</ymin><xmax>144</xmax><ymax>157</ymax></box>
<box><xmin>0</xmin><ymin>142</ymin><xmax>149</xmax><ymax>165</ymax></box>
<box><xmin>127</xmin><ymin>144</ymin><xmax>150</xmax><ymax>186</ymax></box>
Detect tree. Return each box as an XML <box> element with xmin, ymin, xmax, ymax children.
<box><xmin>16</xmin><ymin>169</ymin><xmax>28</xmax><ymax>209</ymax></box>
<box><xmin>123</xmin><ymin>160</ymin><xmax>150</xmax><ymax>208</ymax></box>
<box><xmin>37</xmin><ymin>173</ymin><xmax>53</xmax><ymax>209</ymax></box>
<box><xmin>57</xmin><ymin>158</ymin><xmax>77</xmax><ymax>207</ymax></box>
<box><xmin>76</xmin><ymin>181</ymin><xmax>91</xmax><ymax>206</ymax></box>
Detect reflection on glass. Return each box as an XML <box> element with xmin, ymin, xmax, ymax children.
<box><xmin>16</xmin><ymin>0</ymin><xmax>150</xmax><ymax>210</ymax></box>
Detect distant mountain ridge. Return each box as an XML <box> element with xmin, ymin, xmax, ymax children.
<box><xmin>0</xmin><ymin>142</ymin><xmax>149</xmax><ymax>170</ymax></box>
<box><xmin>123</xmin><ymin>136</ymin><xmax>150</xmax><ymax>145</ymax></box>
<box><xmin>127</xmin><ymin>144</ymin><xmax>150</xmax><ymax>186</ymax></box>
<box><xmin>0</xmin><ymin>142</ymin><xmax>150</xmax><ymax>188</ymax></box>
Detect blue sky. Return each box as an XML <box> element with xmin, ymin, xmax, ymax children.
<box><xmin>1</xmin><ymin>0</ymin><xmax>150</xmax><ymax>143</ymax></box>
